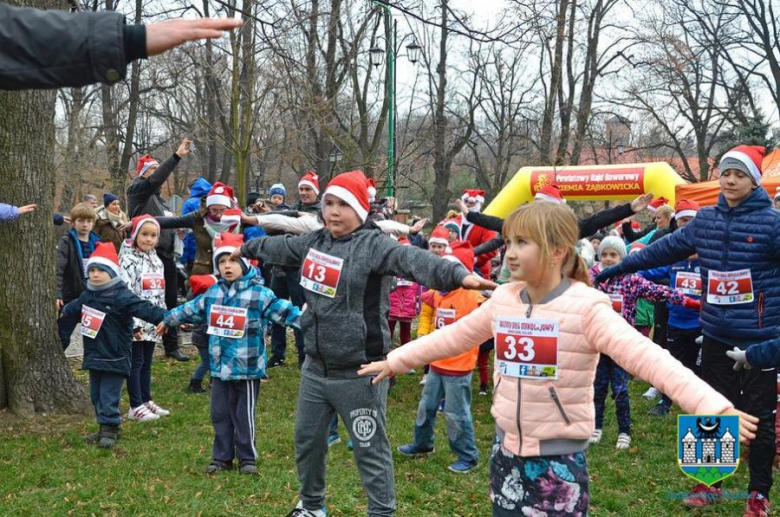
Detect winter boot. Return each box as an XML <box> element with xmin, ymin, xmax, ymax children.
<box><xmin>97</xmin><ymin>425</ymin><xmax>120</xmax><ymax>449</ymax></box>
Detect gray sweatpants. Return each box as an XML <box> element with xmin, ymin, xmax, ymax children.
<box><xmin>296</xmin><ymin>357</ymin><xmax>395</xmax><ymax>516</ymax></box>
<box><xmin>210</xmin><ymin>378</ymin><xmax>260</xmax><ymax>464</ymax></box>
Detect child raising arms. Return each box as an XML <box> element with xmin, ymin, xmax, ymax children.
<box><xmin>359</xmin><ymin>202</ymin><xmax>756</xmax><ymax>516</ymax></box>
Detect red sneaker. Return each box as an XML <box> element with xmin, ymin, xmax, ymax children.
<box><xmin>745</xmin><ymin>491</ymin><xmax>770</xmax><ymax>517</ymax></box>
<box><xmin>683</xmin><ymin>483</ymin><xmax>723</xmax><ymax>508</ymax></box>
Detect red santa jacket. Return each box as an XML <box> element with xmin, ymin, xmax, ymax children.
<box><xmin>456</xmin><ymin>214</ymin><xmax>497</xmax><ymax>278</ymax></box>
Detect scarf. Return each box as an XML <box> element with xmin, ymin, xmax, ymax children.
<box><xmin>98</xmin><ymin>206</ymin><xmax>129</xmax><ymax>229</ymax></box>
<box><xmin>203</xmin><ymin>213</ymin><xmax>241</xmax><ymax>240</ymax></box>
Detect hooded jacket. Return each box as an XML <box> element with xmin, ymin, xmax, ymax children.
<box><xmin>181</xmin><ymin>178</ymin><xmax>213</xmax><ymax>265</ymax></box>
<box><xmin>163</xmin><ymin>267</ymin><xmax>300</xmax><ymax>380</ymax></box>
<box><xmin>605</xmin><ymin>187</ymin><xmax>780</xmax><ymax>347</ymax></box>
<box><xmin>241</xmin><ymin>223</ymin><xmax>470</xmax><ymax>373</ymax></box>
<box><xmin>62</xmin><ymin>278</ymin><xmax>166</xmax><ymax>375</ymax></box>
<box><xmin>56</xmin><ymin>230</ymin><xmax>101</xmax><ymax>303</ymax></box>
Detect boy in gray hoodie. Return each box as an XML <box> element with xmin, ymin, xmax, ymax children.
<box><xmin>238</xmin><ymin>170</ymin><xmax>494</xmax><ymax>517</ymax></box>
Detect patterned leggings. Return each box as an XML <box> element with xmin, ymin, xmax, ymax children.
<box><xmin>593</xmin><ymin>354</ymin><xmax>631</xmax><ymax>435</ymax></box>
<box><xmin>490</xmin><ymin>439</ymin><xmax>590</xmax><ymax>516</ymax></box>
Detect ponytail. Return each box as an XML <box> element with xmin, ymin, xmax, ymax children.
<box><xmin>567</xmin><ymin>251</ymin><xmax>591</xmax><ymax>286</ymax></box>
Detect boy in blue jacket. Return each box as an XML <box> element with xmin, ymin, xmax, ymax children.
<box><xmin>157</xmin><ymin>233</ymin><xmax>301</xmax><ymax>475</ymax></box>
<box><xmin>639</xmin><ymin>199</ymin><xmax>704</xmax><ymax>417</ymax></box>
<box><xmin>62</xmin><ymin>243</ymin><xmax>167</xmax><ymax>448</ymax></box>
<box><xmin>596</xmin><ymin>145</ymin><xmax>780</xmax><ymax>515</ymax></box>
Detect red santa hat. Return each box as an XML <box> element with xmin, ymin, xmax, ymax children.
<box><xmin>220</xmin><ymin>208</ymin><xmax>243</xmax><ymax>228</ymax></box>
<box><xmin>534</xmin><ymin>184</ymin><xmax>565</xmax><ymax>204</ymax></box>
<box><xmin>299</xmin><ymin>170</ymin><xmax>320</xmax><ymax>195</ymax></box>
<box><xmin>137</xmin><ymin>154</ymin><xmax>160</xmax><ymax>177</ymax></box>
<box><xmin>206</xmin><ymin>182</ymin><xmax>234</xmax><ymax>208</ymax></box>
<box><xmin>213</xmin><ymin>232</ymin><xmax>251</xmax><ymax>274</ymax></box>
<box><xmin>323</xmin><ymin>170</ymin><xmax>370</xmax><ymax>222</ymax></box>
<box><xmin>674</xmin><ymin>199</ymin><xmax>700</xmax><ymax>220</ymax></box>
<box><xmin>189</xmin><ymin>274</ymin><xmax>218</xmax><ymax>296</ymax></box>
<box><xmin>629</xmin><ymin>242</ymin><xmax>646</xmax><ymax>255</ymax></box>
<box><xmin>648</xmin><ymin>196</ymin><xmax>669</xmax><ymax>213</ymax></box>
<box><xmin>774</xmin><ymin>187</ymin><xmax>780</xmax><ymax>201</ymax></box>
<box><xmin>720</xmin><ymin>145</ymin><xmax>765</xmax><ymax>185</ymax></box>
<box><xmin>130</xmin><ymin>214</ymin><xmax>161</xmax><ymax>242</ymax></box>
<box><xmin>429</xmin><ymin>226</ymin><xmax>450</xmax><ymax>247</ymax></box>
<box><xmin>461</xmin><ymin>189</ymin><xmax>486</xmax><ymax>204</ymax></box>
<box><xmin>397</xmin><ymin>235</ymin><xmax>411</xmax><ymax>246</ymax></box>
<box><xmin>86</xmin><ymin>242</ymin><xmax>121</xmax><ymax>278</ymax></box>
<box><xmin>366</xmin><ymin>177</ymin><xmax>377</xmax><ymax>203</ymax></box>
<box><xmin>442</xmin><ymin>240</ymin><xmax>475</xmax><ymax>273</ymax></box>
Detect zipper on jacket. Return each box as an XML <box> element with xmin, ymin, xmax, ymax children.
<box><xmin>758</xmin><ymin>292</ymin><xmax>764</xmax><ymax>329</ymax></box>
<box><xmin>549</xmin><ymin>387</ymin><xmax>571</xmax><ymax>425</ymax></box>
<box><xmin>515</xmin><ymin>303</ymin><xmax>533</xmax><ymax>440</ymax></box>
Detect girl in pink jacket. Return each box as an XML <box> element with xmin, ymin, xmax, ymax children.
<box><xmin>359</xmin><ymin>202</ymin><xmax>756</xmax><ymax>516</ymax></box>
<box><xmin>388</xmin><ymin>237</ymin><xmax>422</xmax><ymax>349</ymax></box>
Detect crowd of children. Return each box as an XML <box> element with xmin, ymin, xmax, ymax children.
<box><xmin>6</xmin><ymin>142</ymin><xmax>780</xmax><ymax>516</ymax></box>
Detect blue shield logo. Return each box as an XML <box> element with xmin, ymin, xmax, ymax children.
<box><xmin>678</xmin><ymin>414</ymin><xmax>740</xmax><ymax>486</ymax></box>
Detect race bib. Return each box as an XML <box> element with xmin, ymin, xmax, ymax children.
<box><xmin>435</xmin><ymin>308</ymin><xmax>456</xmax><ymax>330</ymax></box>
<box><xmin>300</xmin><ymin>249</ymin><xmax>344</xmax><ymax>298</ymax></box>
<box><xmin>608</xmin><ymin>293</ymin><xmax>624</xmax><ymax>313</ymax></box>
<box><xmin>675</xmin><ymin>272</ymin><xmax>702</xmax><ymax>297</ymax></box>
<box><xmin>207</xmin><ymin>305</ymin><xmax>248</xmax><ymax>339</ymax></box>
<box><xmin>396</xmin><ymin>278</ymin><xmax>414</xmax><ymax>287</ymax></box>
<box><xmin>495</xmin><ymin>317</ymin><xmax>559</xmax><ymax>380</ymax></box>
<box><xmin>141</xmin><ymin>273</ymin><xmax>166</xmax><ymax>296</ymax></box>
<box><xmin>80</xmin><ymin>306</ymin><xmax>106</xmax><ymax>339</ymax></box>
<box><xmin>707</xmin><ymin>269</ymin><xmax>753</xmax><ymax>305</ymax></box>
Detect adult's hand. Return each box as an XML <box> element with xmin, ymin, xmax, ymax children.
<box><xmin>176</xmin><ymin>138</ymin><xmax>193</xmax><ymax>158</ymax></box>
<box><xmin>146</xmin><ymin>18</ymin><xmax>243</xmax><ymax>57</ymax></box>
<box><xmin>631</xmin><ymin>193</ymin><xmax>654</xmax><ymax>213</ymax></box>
<box><xmin>18</xmin><ymin>204</ymin><xmax>37</xmax><ymax>215</ymax></box>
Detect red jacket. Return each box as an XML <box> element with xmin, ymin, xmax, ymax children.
<box><xmin>457</xmin><ymin>214</ymin><xmax>497</xmax><ymax>277</ymax></box>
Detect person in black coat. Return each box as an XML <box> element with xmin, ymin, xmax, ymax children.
<box><xmin>62</xmin><ymin>243</ymin><xmax>166</xmax><ymax>448</ymax></box>
<box><xmin>126</xmin><ymin>141</ymin><xmax>192</xmax><ymax>362</ymax></box>
<box><xmin>0</xmin><ymin>4</ymin><xmax>241</xmax><ymax>90</ymax></box>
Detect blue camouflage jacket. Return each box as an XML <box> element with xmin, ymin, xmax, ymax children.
<box><xmin>163</xmin><ymin>267</ymin><xmax>300</xmax><ymax>380</ymax></box>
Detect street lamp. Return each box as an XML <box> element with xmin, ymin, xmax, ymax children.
<box><xmin>329</xmin><ymin>145</ymin><xmax>343</xmax><ymax>176</ymax></box>
<box><xmin>370</xmin><ymin>2</ymin><xmax>422</xmax><ymax>198</ymax></box>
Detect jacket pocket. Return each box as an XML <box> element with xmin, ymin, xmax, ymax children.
<box><xmin>549</xmin><ymin>386</ymin><xmax>571</xmax><ymax>425</ymax></box>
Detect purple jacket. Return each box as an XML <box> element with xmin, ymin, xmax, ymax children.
<box><xmin>389</xmin><ymin>280</ymin><xmax>421</xmax><ymax>321</ymax></box>
<box><xmin>0</xmin><ymin>203</ymin><xmax>19</xmax><ymax>222</ymax></box>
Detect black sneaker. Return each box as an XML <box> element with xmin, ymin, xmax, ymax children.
<box><xmin>479</xmin><ymin>384</ymin><xmax>489</xmax><ymax>396</ymax></box>
<box><xmin>204</xmin><ymin>460</ymin><xmax>233</xmax><ymax>474</ymax></box>
<box><xmin>165</xmin><ymin>349</ymin><xmax>190</xmax><ymax>362</ymax></box>
<box><xmin>97</xmin><ymin>425</ymin><xmax>120</xmax><ymax>449</ymax></box>
<box><xmin>268</xmin><ymin>356</ymin><xmax>286</xmax><ymax>368</ymax></box>
<box><xmin>648</xmin><ymin>403</ymin><xmax>671</xmax><ymax>417</ymax></box>
<box><xmin>187</xmin><ymin>379</ymin><xmax>206</xmax><ymax>394</ymax></box>
<box><xmin>239</xmin><ymin>460</ymin><xmax>258</xmax><ymax>475</ymax></box>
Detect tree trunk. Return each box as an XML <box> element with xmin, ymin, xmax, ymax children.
<box><xmin>431</xmin><ymin>0</ymin><xmax>451</xmax><ymax>223</ymax></box>
<box><xmin>539</xmin><ymin>0</ymin><xmax>569</xmax><ymax>165</ymax></box>
<box><xmin>203</xmin><ymin>0</ymin><xmax>219</xmax><ymax>182</ymax></box>
<box><xmin>0</xmin><ymin>24</ymin><xmax>91</xmax><ymax>416</ymax></box>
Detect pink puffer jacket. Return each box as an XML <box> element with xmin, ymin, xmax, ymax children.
<box><xmin>388</xmin><ymin>280</ymin><xmax>734</xmax><ymax>457</ymax></box>
<box><xmin>388</xmin><ymin>280</ymin><xmax>421</xmax><ymax>321</ymax></box>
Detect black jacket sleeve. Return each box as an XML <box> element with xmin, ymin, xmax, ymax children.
<box><xmin>126</xmin><ymin>153</ymin><xmax>180</xmax><ymax>216</ymax></box>
<box><xmin>0</xmin><ymin>4</ymin><xmax>129</xmax><ymax>90</ymax></box>
<box><xmin>578</xmin><ymin>203</ymin><xmax>635</xmax><ymax>239</ymax></box>
<box><xmin>56</xmin><ymin>236</ymin><xmax>69</xmax><ymax>299</ymax></box>
<box><xmin>465</xmin><ymin>211</ymin><xmax>504</xmax><ymax>233</ymax></box>
<box><xmin>474</xmin><ymin>235</ymin><xmax>505</xmax><ymax>256</ymax></box>
<box><xmin>622</xmin><ymin>221</ymin><xmax>656</xmax><ymax>243</ymax></box>
<box><xmin>156</xmin><ymin>211</ymin><xmax>199</xmax><ymax>230</ymax></box>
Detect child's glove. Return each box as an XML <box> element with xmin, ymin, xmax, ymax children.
<box><xmin>725</xmin><ymin>347</ymin><xmax>750</xmax><ymax>371</ymax></box>
<box><xmin>682</xmin><ymin>298</ymin><xmax>701</xmax><ymax>311</ymax></box>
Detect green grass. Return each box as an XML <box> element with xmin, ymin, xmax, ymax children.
<box><xmin>0</xmin><ymin>349</ymin><xmax>773</xmax><ymax>516</ymax></box>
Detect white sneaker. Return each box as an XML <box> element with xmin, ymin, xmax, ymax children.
<box><xmin>588</xmin><ymin>429</ymin><xmax>602</xmax><ymax>444</ymax></box>
<box><xmin>642</xmin><ymin>387</ymin><xmax>659</xmax><ymax>400</ymax></box>
<box><xmin>291</xmin><ymin>500</ymin><xmax>327</xmax><ymax>517</ymax></box>
<box><xmin>145</xmin><ymin>401</ymin><xmax>170</xmax><ymax>417</ymax></box>
<box><xmin>128</xmin><ymin>405</ymin><xmax>160</xmax><ymax>422</ymax></box>
<box><xmin>616</xmin><ymin>433</ymin><xmax>631</xmax><ymax>450</ymax></box>
<box><xmin>420</xmin><ymin>374</ymin><xmax>428</xmax><ymax>385</ymax></box>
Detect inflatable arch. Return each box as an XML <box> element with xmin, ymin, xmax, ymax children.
<box><xmin>483</xmin><ymin>163</ymin><xmax>686</xmax><ymax>219</ymax></box>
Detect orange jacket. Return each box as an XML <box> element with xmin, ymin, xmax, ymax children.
<box><xmin>418</xmin><ymin>289</ymin><xmax>485</xmax><ymax>374</ymax></box>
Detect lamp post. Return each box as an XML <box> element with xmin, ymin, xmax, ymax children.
<box><xmin>369</xmin><ymin>2</ymin><xmax>421</xmax><ymax>198</ymax></box>
<box><xmin>329</xmin><ymin>144</ymin><xmax>343</xmax><ymax>177</ymax></box>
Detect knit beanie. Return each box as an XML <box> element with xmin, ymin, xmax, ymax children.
<box><xmin>103</xmin><ymin>193</ymin><xmax>118</xmax><ymax>207</ymax></box>
<box><xmin>598</xmin><ymin>236</ymin><xmax>627</xmax><ymax>259</ymax></box>
<box><xmin>269</xmin><ymin>183</ymin><xmax>287</xmax><ymax>199</ymax></box>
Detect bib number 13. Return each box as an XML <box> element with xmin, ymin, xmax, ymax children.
<box><xmin>501</xmin><ymin>335</ymin><xmax>535</xmax><ymax>361</ymax></box>
<box><xmin>307</xmin><ymin>262</ymin><xmax>327</xmax><ymax>283</ymax></box>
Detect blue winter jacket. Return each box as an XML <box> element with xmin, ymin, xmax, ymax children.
<box><xmin>606</xmin><ymin>187</ymin><xmax>780</xmax><ymax>347</ymax></box>
<box><xmin>181</xmin><ymin>178</ymin><xmax>212</xmax><ymax>265</ymax></box>
<box><xmin>162</xmin><ymin>267</ymin><xmax>300</xmax><ymax>380</ymax></box>
<box><xmin>641</xmin><ymin>259</ymin><xmax>702</xmax><ymax>330</ymax></box>
<box><xmin>0</xmin><ymin>203</ymin><xmax>19</xmax><ymax>222</ymax></box>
